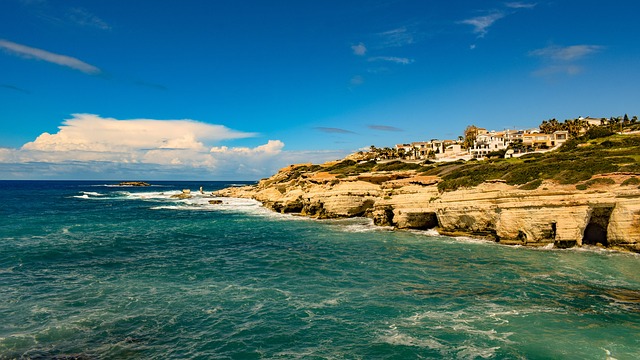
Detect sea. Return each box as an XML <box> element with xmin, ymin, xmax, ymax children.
<box><xmin>1</xmin><ymin>180</ymin><xmax>639</xmax><ymax>359</ymax></box>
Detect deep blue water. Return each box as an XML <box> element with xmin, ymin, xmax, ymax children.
<box><xmin>1</xmin><ymin>180</ymin><xmax>639</xmax><ymax>359</ymax></box>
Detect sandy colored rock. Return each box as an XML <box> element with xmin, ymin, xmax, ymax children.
<box><xmin>213</xmin><ymin>168</ymin><xmax>640</xmax><ymax>252</ymax></box>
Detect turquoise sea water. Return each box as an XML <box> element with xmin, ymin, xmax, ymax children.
<box><xmin>1</xmin><ymin>181</ymin><xmax>639</xmax><ymax>359</ymax></box>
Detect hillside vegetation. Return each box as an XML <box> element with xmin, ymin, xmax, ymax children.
<box><xmin>273</xmin><ymin>130</ymin><xmax>640</xmax><ymax>193</ymax></box>
<box><xmin>432</xmin><ymin>130</ymin><xmax>640</xmax><ymax>192</ymax></box>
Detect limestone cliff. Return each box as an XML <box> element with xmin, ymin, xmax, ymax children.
<box><xmin>215</xmin><ymin>164</ymin><xmax>640</xmax><ymax>253</ymax></box>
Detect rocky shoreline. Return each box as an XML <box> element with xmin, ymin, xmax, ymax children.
<box><xmin>214</xmin><ymin>163</ymin><xmax>640</xmax><ymax>253</ymax></box>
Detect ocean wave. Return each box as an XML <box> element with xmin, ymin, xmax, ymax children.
<box><xmin>378</xmin><ymin>324</ymin><xmax>446</xmax><ymax>350</ymax></box>
<box><xmin>73</xmin><ymin>191</ymin><xmax>111</xmax><ymax>200</ymax></box>
<box><xmin>81</xmin><ymin>191</ymin><xmax>105</xmax><ymax>196</ymax></box>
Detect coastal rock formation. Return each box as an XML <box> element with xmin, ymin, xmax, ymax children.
<box><xmin>214</xmin><ymin>164</ymin><xmax>640</xmax><ymax>253</ymax></box>
<box><xmin>171</xmin><ymin>189</ymin><xmax>192</xmax><ymax>199</ymax></box>
<box><xmin>117</xmin><ymin>181</ymin><xmax>150</xmax><ymax>186</ymax></box>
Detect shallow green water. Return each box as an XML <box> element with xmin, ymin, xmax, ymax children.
<box><xmin>1</xmin><ymin>181</ymin><xmax>639</xmax><ymax>359</ymax></box>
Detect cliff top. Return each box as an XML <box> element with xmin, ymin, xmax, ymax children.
<box><xmin>258</xmin><ymin>132</ymin><xmax>640</xmax><ymax>193</ymax></box>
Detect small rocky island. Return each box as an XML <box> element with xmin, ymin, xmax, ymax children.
<box><xmin>117</xmin><ymin>181</ymin><xmax>151</xmax><ymax>187</ymax></box>
<box><xmin>215</xmin><ymin>132</ymin><xmax>640</xmax><ymax>253</ymax></box>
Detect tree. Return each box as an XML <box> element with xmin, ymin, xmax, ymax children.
<box><xmin>539</xmin><ymin>119</ymin><xmax>559</xmax><ymax>134</ymax></box>
<box><xmin>463</xmin><ymin>125</ymin><xmax>479</xmax><ymax>149</ymax></box>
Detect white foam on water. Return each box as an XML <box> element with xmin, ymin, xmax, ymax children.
<box><xmin>404</xmin><ymin>228</ymin><xmax>441</xmax><ymax>237</ymax></box>
<box><xmin>450</xmin><ymin>236</ymin><xmax>496</xmax><ymax>246</ymax></box>
<box><xmin>455</xmin><ymin>345</ymin><xmax>501</xmax><ymax>359</ymax></box>
<box><xmin>378</xmin><ymin>324</ymin><xmax>446</xmax><ymax>351</ymax></box>
<box><xmin>334</xmin><ymin>218</ymin><xmax>391</xmax><ymax>233</ymax></box>
<box><xmin>80</xmin><ymin>191</ymin><xmax>104</xmax><ymax>196</ymax></box>
<box><xmin>603</xmin><ymin>348</ymin><xmax>618</xmax><ymax>360</ymax></box>
<box><xmin>73</xmin><ymin>191</ymin><xmax>114</xmax><ymax>200</ymax></box>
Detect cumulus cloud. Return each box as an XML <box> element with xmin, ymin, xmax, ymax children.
<box><xmin>210</xmin><ymin>140</ymin><xmax>284</xmax><ymax>155</ymax></box>
<box><xmin>529</xmin><ymin>45</ymin><xmax>603</xmax><ymax>61</ymax></box>
<box><xmin>22</xmin><ymin>114</ymin><xmax>254</xmax><ymax>153</ymax></box>
<box><xmin>459</xmin><ymin>12</ymin><xmax>505</xmax><ymax>38</ymax></box>
<box><xmin>351</xmin><ymin>42</ymin><xmax>367</xmax><ymax>56</ymax></box>
<box><xmin>0</xmin><ymin>114</ymin><xmax>350</xmax><ymax>180</ymax></box>
<box><xmin>368</xmin><ymin>56</ymin><xmax>414</xmax><ymax>65</ymax></box>
<box><xmin>0</xmin><ymin>39</ymin><xmax>101</xmax><ymax>74</ymax></box>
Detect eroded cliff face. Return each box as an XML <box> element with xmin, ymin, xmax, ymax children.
<box><xmin>214</xmin><ymin>165</ymin><xmax>640</xmax><ymax>253</ymax></box>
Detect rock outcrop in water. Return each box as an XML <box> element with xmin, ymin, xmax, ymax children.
<box><xmin>214</xmin><ymin>163</ymin><xmax>640</xmax><ymax>253</ymax></box>
<box><xmin>117</xmin><ymin>181</ymin><xmax>150</xmax><ymax>187</ymax></box>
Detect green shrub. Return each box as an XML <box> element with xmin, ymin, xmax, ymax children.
<box><xmin>621</xmin><ymin>177</ymin><xmax>640</xmax><ymax>186</ymax></box>
<box><xmin>577</xmin><ymin>177</ymin><xmax>616</xmax><ymax>189</ymax></box>
<box><xmin>520</xmin><ymin>153</ymin><xmax>543</xmax><ymax>160</ymax></box>
<box><xmin>325</xmin><ymin>160</ymin><xmax>356</xmax><ymax>173</ymax></box>
<box><xmin>486</xmin><ymin>149</ymin><xmax>507</xmax><ymax>159</ymax></box>
<box><xmin>374</xmin><ymin>161</ymin><xmax>422</xmax><ymax>172</ymax></box>
<box><xmin>622</xmin><ymin>136</ymin><xmax>640</xmax><ymax>147</ymax></box>
<box><xmin>619</xmin><ymin>163</ymin><xmax>640</xmax><ymax>172</ymax></box>
<box><xmin>598</xmin><ymin>140</ymin><xmax>624</xmax><ymax>149</ymax></box>
<box><xmin>583</xmin><ymin>126</ymin><xmax>614</xmax><ymax>140</ymax></box>
<box><xmin>519</xmin><ymin>179</ymin><xmax>543</xmax><ymax>190</ymax></box>
<box><xmin>325</xmin><ymin>159</ymin><xmax>377</xmax><ymax>175</ymax></box>
<box><xmin>504</xmin><ymin>164</ymin><xmax>543</xmax><ymax>185</ymax></box>
<box><xmin>558</xmin><ymin>139</ymin><xmax>580</xmax><ymax>152</ymax></box>
<box><xmin>608</xmin><ymin>157</ymin><xmax>636</xmax><ymax>164</ymax></box>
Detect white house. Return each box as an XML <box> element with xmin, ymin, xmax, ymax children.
<box><xmin>469</xmin><ymin>131</ymin><xmax>508</xmax><ymax>159</ymax></box>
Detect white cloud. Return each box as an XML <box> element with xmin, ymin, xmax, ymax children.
<box><xmin>368</xmin><ymin>56</ymin><xmax>414</xmax><ymax>65</ymax></box>
<box><xmin>505</xmin><ymin>2</ymin><xmax>537</xmax><ymax>9</ymax></box>
<box><xmin>350</xmin><ymin>75</ymin><xmax>364</xmax><ymax>86</ymax></box>
<box><xmin>67</xmin><ymin>8</ymin><xmax>111</xmax><ymax>30</ymax></box>
<box><xmin>377</xmin><ymin>27</ymin><xmax>414</xmax><ymax>48</ymax></box>
<box><xmin>0</xmin><ymin>39</ymin><xmax>101</xmax><ymax>74</ymax></box>
<box><xmin>351</xmin><ymin>42</ymin><xmax>367</xmax><ymax>56</ymax></box>
<box><xmin>210</xmin><ymin>140</ymin><xmax>284</xmax><ymax>155</ymax></box>
<box><xmin>529</xmin><ymin>45</ymin><xmax>602</xmax><ymax>77</ymax></box>
<box><xmin>22</xmin><ymin>114</ymin><xmax>255</xmax><ymax>153</ymax></box>
<box><xmin>459</xmin><ymin>13</ymin><xmax>505</xmax><ymax>38</ymax></box>
<box><xmin>529</xmin><ymin>45</ymin><xmax>603</xmax><ymax>61</ymax></box>
<box><xmin>0</xmin><ymin>114</ymin><xmax>348</xmax><ymax>180</ymax></box>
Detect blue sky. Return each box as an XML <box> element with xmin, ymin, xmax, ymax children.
<box><xmin>1</xmin><ymin>0</ymin><xmax>639</xmax><ymax>180</ymax></box>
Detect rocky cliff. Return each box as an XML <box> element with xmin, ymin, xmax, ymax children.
<box><xmin>215</xmin><ymin>156</ymin><xmax>640</xmax><ymax>252</ymax></box>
